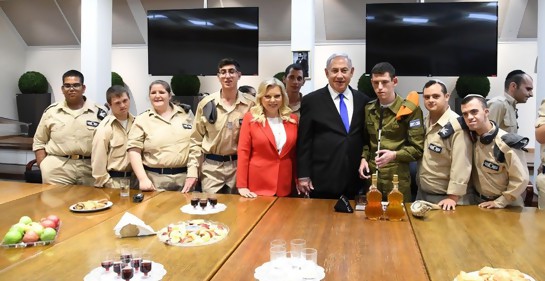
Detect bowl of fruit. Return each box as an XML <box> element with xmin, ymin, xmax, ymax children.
<box><xmin>1</xmin><ymin>215</ymin><xmax>61</xmax><ymax>248</ymax></box>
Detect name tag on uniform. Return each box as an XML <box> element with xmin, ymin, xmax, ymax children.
<box><xmin>483</xmin><ymin>160</ymin><xmax>500</xmax><ymax>171</ymax></box>
<box><xmin>182</xmin><ymin>124</ymin><xmax>192</xmax><ymax>129</ymax></box>
<box><xmin>86</xmin><ymin>120</ymin><xmax>99</xmax><ymax>127</ymax></box>
<box><xmin>409</xmin><ymin>119</ymin><xmax>421</xmax><ymax>128</ymax></box>
<box><xmin>428</xmin><ymin>143</ymin><xmax>442</xmax><ymax>153</ymax></box>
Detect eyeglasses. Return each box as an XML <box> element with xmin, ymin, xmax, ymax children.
<box><xmin>218</xmin><ymin>68</ymin><xmax>238</xmax><ymax>77</ymax></box>
<box><xmin>62</xmin><ymin>83</ymin><xmax>82</xmax><ymax>89</ymax></box>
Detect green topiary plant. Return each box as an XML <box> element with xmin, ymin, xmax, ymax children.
<box><xmin>454</xmin><ymin>76</ymin><xmax>490</xmax><ymax>99</ymax></box>
<box><xmin>357</xmin><ymin>73</ymin><xmax>377</xmax><ymax>99</ymax></box>
<box><xmin>111</xmin><ymin>72</ymin><xmax>124</xmax><ymax>86</ymax></box>
<box><xmin>171</xmin><ymin>74</ymin><xmax>200</xmax><ymax>96</ymax></box>
<box><xmin>273</xmin><ymin>71</ymin><xmax>285</xmax><ymax>83</ymax></box>
<box><xmin>18</xmin><ymin>71</ymin><xmax>49</xmax><ymax>94</ymax></box>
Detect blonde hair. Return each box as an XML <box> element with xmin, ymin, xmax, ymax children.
<box><xmin>250</xmin><ymin>78</ymin><xmax>296</xmax><ymax>126</ymax></box>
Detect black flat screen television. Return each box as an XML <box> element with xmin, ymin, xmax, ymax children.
<box><xmin>366</xmin><ymin>2</ymin><xmax>498</xmax><ymax>77</ymax></box>
<box><xmin>147</xmin><ymin>7</ymin><xmax>259</xmax><ymax>76</ymax></box>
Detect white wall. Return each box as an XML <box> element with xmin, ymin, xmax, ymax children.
<box><xmin>0</xmin><ymin>8</ymin><xmax>26</xmax><ymax>135</ymax></box>
<box><xmin>7</xmin><ymin>41</ymin><xmax>539</xmax><ymax>147</ymax></box>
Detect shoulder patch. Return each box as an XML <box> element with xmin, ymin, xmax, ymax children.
<box><xmin>97</xmin><ymin>108</ymin><xmax>107</xmax><ymax>120</ymax></box>
<box><xmin>438</xmin><ymin>122</ymin><xmax>454</xmax><ymax>139</ymax></box>
<box><xmin>409</xmin><ymin>119</ymin><xmax>421</xmax><ymax>128</ymax></box>
<box><xmin>203</xmin><ymin>100</ymin><xmax>217</xmax><ymax>124</ymax></box>
<box><xmin>501</xmin><ymin>133</ymin><xmax>529</xmax><ymax>151</ymax></box>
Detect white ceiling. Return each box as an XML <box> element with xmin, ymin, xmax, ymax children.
<box><xmin>0</xmin><ymin>0</ymin><xmax>537</xmax><ymax>46</ymax></box>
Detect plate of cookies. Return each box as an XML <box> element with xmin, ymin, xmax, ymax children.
<box><xmin>69</xmin><ymin>199</ymin><xmax>113</xmax><ymax>213</ymax></box>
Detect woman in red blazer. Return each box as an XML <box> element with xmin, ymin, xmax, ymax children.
<box><xmin>237</xmin><ymin>78</ymin><xmax>298</xmax><ymax>197</ymax></box>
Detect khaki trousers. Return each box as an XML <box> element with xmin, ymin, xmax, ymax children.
<box><xmin>40</xmin><ymin>155</ymin><xmax>94</xmax><ymax>186</ymax></box>
<box><xmin>145</xmin><ymin>171</ymin><xmax>187</xmax><ymax>191</ymax></box>
<box><xmin>201</xmin><ymin>158</ymin><xmax>237</xmax><ymax>194</ymax></box>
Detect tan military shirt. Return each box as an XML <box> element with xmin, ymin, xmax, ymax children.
<box><xmin>362</xmin><ymin>95</ymin><xmax>425</xmax><ymax>162</ymax></box>
<box><xmin>487</xmin><ymin>93</ymin><xmax>518</xmax><ymax>134</ymax></box>
<box><xmin>91</xmin><ymin>114</ymin><xmax>135</xmax><ymax>187</ymax></box>
<box><xmin>472</xmin><ymin>124</ymin><xmax>529</xmax><ymax>208</ymax></box>
<box><xmin>535</xmin><ymin>99</ymin><xmax>545</xmax><ymax>164</ymax></box>
<box><xmin>127</xmin><ymin>104</ymin><xmax>194</xmax><ymax>168</ymax></box>
<box><xmin>288</xmin><ymin>93</ymin><xmax>303</xmax><ymax>118</ymax></box>
<box><xmin>187</xmin><ymin>91</ymin><xmax>255</xmax><ymax>178</ymax></box>
<box><xmin>33</xmin><ymin>98</ymin><xmax>107</xmax><ymax>156</ymax></box>
<box><xmin>418</xmin><ymin>108</ymin><xmax>472</xmax><ymax>196</ymax></box>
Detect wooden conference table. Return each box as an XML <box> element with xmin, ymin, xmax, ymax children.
<box><xmin>1</xmin><ymin>182</ymin><xmax>544</xmax><ymax>281</ymax></box>
<box><xmin>409</xmin><ymin>205</ymin><xmax>545</xmax><ymax>281</ymax></box>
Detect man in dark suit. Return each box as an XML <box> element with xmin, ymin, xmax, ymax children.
<box><xmin>297</xmin><ymin>53</ymin><xmax>370</xmax><ymax>199</ymax></box>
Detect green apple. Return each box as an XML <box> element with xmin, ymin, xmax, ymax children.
<box><xmin>19</xmin><ymin>216</ymin><xmax>32</xmax><ymax>225</ymax></box>
<box><xmin>3</xmin><ymin>230</ymin><xmax>23</xmax><ymax>244</ymax></box>
<box><xmin>40</xmin><ymin>228</ymin><xmax>56</xmax><ymax>241</ymax></box>
<box><xmin>10</xmin><ymin>223</ymin><xmax>26</xmax><ymax>234</ymax></box>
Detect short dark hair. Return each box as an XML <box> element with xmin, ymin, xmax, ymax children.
<box><xmin>371</xmin><ymin>62</ymin><xmax>396</xmax><ymax>78</ymax></box>
<box><xmin>423</xmin><ymin>79</ymin><xmax>447</xmax><ymax>94</ymax></box>
<box><xmin>504</xmin><ymin>69</ymin><xmax>527</xmax><ymax>91</ymax></box>
<box><xmin>106</xmin><ymin>85</ymin><xmax>129</xmax><ymax>104</ymax></box>
<box><xmin>62</xmin><ymin>70</ymin><xmax>84</xmax><ymax>84</ymax></box>
<box><xmin>149</xmin><ymin>80</ymin><xmax>171</xmax><ymax>94</ymax></box>
<box><xmin>238</xmin><ymin>85</ymin><xmax>255</xmax><ymax>95</ymax></box>
<box><xmin>218</xmin><ymin>58</ymin><xmax>241</xmax><ymax>72</ymax></box>
<box><xmin>284</xmin><ymin>63</ymin><xmax>304</xmax><ymax>78</ymax></box>
<box><xmin>461</xmin><ymin>94</ymin><xmax>487</xmax><ymax>109</ymax></box>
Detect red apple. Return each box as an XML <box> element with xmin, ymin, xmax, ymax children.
<box><xmin>40</xmin><ymin>219</ymin><xmax>56</xmax><ymax>229</ymax></box>
<box><xmin>46</xmin><ymin>215</ymin><xmax>60</xmax><ymax>228</ymax></box>
<box><xmin>22</xmin><ymin>231</ymin><xmax>40</xmax><ymax>243</ymax></box>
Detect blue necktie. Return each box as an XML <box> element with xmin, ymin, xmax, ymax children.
<box><xmin>339</xmin><ymin>94</ymin><xmax>349</xmax><ymax>133</ymax></box>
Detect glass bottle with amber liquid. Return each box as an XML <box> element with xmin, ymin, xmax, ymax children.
<box><xmin>365</xmin><ymin>173</ymin><xmax>383</xmax><ymax>220</ymax></box>
<box><xmin>385</xmin><ymin>174</ymin><xmax>404</xmax><ymax>221</ymax></box>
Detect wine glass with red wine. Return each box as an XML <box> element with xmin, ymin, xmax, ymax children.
<box><xmin>208</xmin><ymin>196</ymin><xmax>218</xmax><ymax>208</ymax></box>
<box><xmin>131</xmin><ymin>248</ymin><xmax>142</xmax><ymax>273</ymax></box>
<box><xmin>199</xmin><ymin>199</ymin><xmax>208</xmax><ymax>210</ymax></box>
<box><xmin>140</xmin><ymin>254</ymin><xmax>153</xmax><ymax>278</ymax></box>
<box><xmin>100</xmin><ymin>253</ymin><xmax>113</xmax><ymax>272</ymax></box>
<box><xmin>113</xmin><ymin>261</ymin><xmax>122</xmax><ymax>277</ymax></box>
<box><xmin>190</xmin><ymin>197</ymin><xmax>199</xmax><ymax>209</ymax></box>
<box><xmin>121</xmin><ymin>265</ymin><xmax>134</xmax><ymax>281</ymax></box>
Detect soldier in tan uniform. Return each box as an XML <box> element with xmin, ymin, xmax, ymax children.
<box><xmin>359</xmin><ymin>62</ymin><xmax>425</xmax><ymax>202</ymax></box>
<box><xmin>33</xmin><ymin>70</ymin><xmax>107</xmax><ymax>185</ymax></box>
<box><xmin>461</xmin><ymin>95</ymin><xmax>529</xmax><ymax>208</ymax></box>
<box><xmin>417</xmin><ymin>80</ymin><xmax>473</xmax><ymax>210</ymax></box>
<box><xmin>282</xmin><ymin>63</ymin><xmax>305</xmax><ymax>118</ymax></box>
<box><xmin>183</xmin><ymin>58</ymin><xmax>255</xmax><ymax>194</ymax></box>
<box><xmin>91</xmin><ymin>85</ymin><xmax>134</xmax><ymax>188</ymax></box>
<box><xmin>128</xmin><ymin>80</ymin><xmax>194</xmax><ymax>191</ymax></box>
<box><xmin>487</xmin><ymin>70</ymin><xmax>534</xmax><ymax>134</ymax></box>
<box><xmin>535</xmin><ymin>99</ymin><xmax>545</xmax><ymax>209</ymax></box>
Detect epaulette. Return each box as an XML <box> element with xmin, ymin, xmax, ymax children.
<box><xmin>438</xmin><ymin>122</ymin><xmax>454</xmax><ymax>139</ymax></box>
<box><xmin>138</xmin><ymin>109</ymin><xmax>151</xmax><ymax>116</ymax></box>
<box><xmin>178</xmin><ymin>103</ymin><xmax>191</xmax><ymax>113</ymax></box>
<box><xmin>493</xmin><ymin>144</ymin><xmax>505</xmax><ymax>163</ymax></box>
<box><xmin>456</xmin><ymin>116</ymin><xmax>469</xmax><ymax>131</ymax></box>
<box><xmin>396</xmin><ymin>91</ymin><xmax>419</xmax><ymax>121</ymax></box>
<box><xmin>203</xmin><ymin>100</ymin><xmax>217</xmax><ymax>124</ymax></box>
<box><xmin>43</xmin><ymin>102</ymin><xmax>60</xmax><ymax>113</ymax></box>
<box><xmin>501</xmin><ymin>133</ymin><xmax>529</xmax><ymax>152</ymax></box>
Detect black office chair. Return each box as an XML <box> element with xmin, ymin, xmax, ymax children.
<box><xmin>24</xmin><ymin>159</ymin><xmax>42</xmax><ymax>183</ymax></box>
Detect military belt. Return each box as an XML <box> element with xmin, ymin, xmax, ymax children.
<box><xmin>476</xmin><ymin>191</ymin><xmax>500</xmax><ymax>201</ymax></box>
<box><xmin>108</xmin><ymin>171</ymin><xmax>132</xmax><ymax>178</ymax></box>
<box><xmin>61</xmin><ymin>154</ymin><xmax>91</xmax><ymax>160</ymax></box>
<box><xmin>144</xmin><ymin>165</ymin><xmax>187</xmax><ymax>175</ymax></box>
<box><xmin>205</xmin><ymin>154</ymin><xmax>238</xmax><ymax>162</ymax></box>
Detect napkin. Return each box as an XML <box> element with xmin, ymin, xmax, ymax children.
<box><xmin>113</xmin><ymin>212</ymin><xmax>156</xmax><ymax>238</ymax></box>
<box><xmin>334</xmin><ymin>195</ymin><xmax>354</xmax><ymax>213</ymax></box>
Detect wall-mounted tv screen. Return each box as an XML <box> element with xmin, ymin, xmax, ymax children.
<box><xmin>366</xmin><ymin>2</ymin><xmax>498</xmax><ymax>76</ymax></box>
<box><xmin>147</xmin><ymin>7</ymin><xmax>259</xmax><ymax>76</ymax></box>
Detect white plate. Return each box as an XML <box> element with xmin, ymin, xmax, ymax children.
<box><xmin>453</xmin><ymin>271</ymin><xmax>535</xmax><ymax>281</ymax></box>
<box><xmin>180</xmin><ymin>203</ymin><xmax>227</xmax><ymax>215</ymax></box>
<box><xmin>84</xmin><ymin>261</ymin><xmax>166</xmax><ymax>281</ymax></box>
<box><xmin>69</xmin><ymin>201</ymin><xmax>113</xmax><ymax>213</ymax></box>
